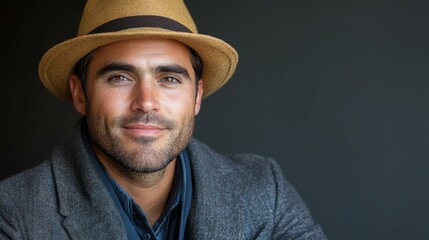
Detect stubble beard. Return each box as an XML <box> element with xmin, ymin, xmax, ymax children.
<box><xmin>87</xmin><ymin>111</ymin><xmax>194</xmax><ymax>174</ymax></box>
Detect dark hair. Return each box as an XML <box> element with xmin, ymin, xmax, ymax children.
<box><xmin>73</xmin><ymin>53</ymin><xmax>92</xmax><ymax>90</ymax></box>
<box><xmin>188</xmin><ymin>47</ymin><xmax>203</xmax><ymax>83</ymax></box>
<box><xmin>73</xmin><ymin>46</ymin><xmax>203</xmax><ymax>92</ymax></box>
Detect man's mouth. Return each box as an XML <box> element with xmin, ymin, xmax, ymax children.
<box><xmin>123</xmin><ymin>123</ymin><xmax>166</xmax><ymax>136</ymax></box>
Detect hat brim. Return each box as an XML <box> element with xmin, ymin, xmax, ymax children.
<box><xmin>38</xmin><ymin>28</ymin><xmax>238</xmax><ymax>101</ymax></box>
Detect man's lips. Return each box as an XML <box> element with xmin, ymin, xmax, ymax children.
<box><xmin>123</xmin><ymin>124</ymin><xmax>166</xmax><ymax>135</ymax></box>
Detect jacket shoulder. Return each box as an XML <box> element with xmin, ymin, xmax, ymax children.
<box><xmin>188</xmin><ymin>138</ymin><xmax>281</xmax><ymax>181</ymax></box>
<box><xmin>0</xmin><ymin>160</ymin><xmax>54</xmax><ymax>206</ymax></box>
<box><xmin>0</xmin><ymin>160</ymin><xmax>57</xmax><ymax>238</ymax></box>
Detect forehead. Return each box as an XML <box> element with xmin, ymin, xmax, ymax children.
<box><xmin>88</xmin><ymin>38</ymin><xmax>193</xmax><ymax>69</ymax></box>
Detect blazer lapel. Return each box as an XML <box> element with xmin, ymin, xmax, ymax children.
<box><xmin>185</xmin><ymin>139</ymin><xmax>237</xmax><ymax>239</ymax></box>
<box><xmin>51</xmin><ymin>120</ymin><xmax>127</xmax><ymax>240</ymax></box>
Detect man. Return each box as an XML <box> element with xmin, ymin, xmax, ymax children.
<box><xmin>0</xmin><ymin>0</ymin><xmax>327</xmax><ymax>239</ymax></box>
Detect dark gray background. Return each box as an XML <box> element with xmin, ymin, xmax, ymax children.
<box><xmin>2</xmin><ymin>0</ymin><xmax>429</xmax><ymax>239</ymax></box>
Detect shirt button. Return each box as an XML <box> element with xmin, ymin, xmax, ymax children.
<box><xmin>143</xmin><ymin>233</ymin><xmax>151</xmax><ymax>240</ymax></box>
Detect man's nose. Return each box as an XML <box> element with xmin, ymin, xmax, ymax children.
<box><xmin>130</xmin><ymin>82</ymin><xmax>161</xmax><ymax>113</ymax></box>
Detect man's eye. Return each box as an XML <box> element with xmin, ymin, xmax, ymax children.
<box><xmin>108</xmin><ymin>75</ymin><xmax>130</xmax><ymax>83</ymax></box>
<box><xmin>161</xmin><ymin>77</ymin><xmax>181</xmax><ymax>84</ymax></box>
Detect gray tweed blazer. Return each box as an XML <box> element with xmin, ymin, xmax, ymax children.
<box><xmin>0</xmin><ymin>122</ymin><xmax>327</xmax><ymax>239</ymax></box>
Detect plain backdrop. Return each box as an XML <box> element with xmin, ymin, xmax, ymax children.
<box><xmin>2</xmin><ymin>1</ymin><xmax>429</xmax><ymax>239</ymax></box>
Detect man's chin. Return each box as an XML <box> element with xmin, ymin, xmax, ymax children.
<box><xmin>127</xmin><ymin>135</ymin><xmax>159</xmax><ymax>144</ymax></box>
<box><xmin>115</xmin><ymin>151</ymin><xmax>174</xmax><ymax>174</ymax></box>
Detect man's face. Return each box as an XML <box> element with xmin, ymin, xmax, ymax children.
<box><xmin>70</xmin><ymin>39</ymin><xmax>203</xmax><ymax>173</ymax></box>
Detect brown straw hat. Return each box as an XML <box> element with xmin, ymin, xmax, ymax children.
<box><xmin>38</xmin><ymin>0</ymin><xmax>238</xmax><ymax>101</ymax></box>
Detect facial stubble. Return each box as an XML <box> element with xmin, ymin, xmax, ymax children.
<box><xmin>87</xmin><ymin>111</ymin><xmax>194</xmax><ymax>174</ymax></box>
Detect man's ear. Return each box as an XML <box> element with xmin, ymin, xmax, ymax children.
<box><xmin>194</xmin><ymin>79</ymin><xmax>203</xmax><ymax>116</ymax></box>
<box><xmin>69</xmin><ymin>74</ymin><xmax>87</xmax><ymax>115</ymax></box>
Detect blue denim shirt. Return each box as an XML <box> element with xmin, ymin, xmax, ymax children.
<box><xmin>82</xmin><ymin>124</ymin><xmax>192</xmax><ymax>240</ymax></box>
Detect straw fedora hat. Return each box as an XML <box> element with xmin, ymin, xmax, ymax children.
<box><xmin>38</xmin><ymin>0</ymin><xmax>238</xmax><ymax>101</ymax></box>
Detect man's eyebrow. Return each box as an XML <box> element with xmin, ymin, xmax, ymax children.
<box><xmin>155</xmin><ymin>64</ymin><xmax>191</xmax><ymax>80</ymax></box>
<box><xmin>97</xmin><ymin>63</ymin><xmax>138</xmax><ymax>76</ymax></box>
